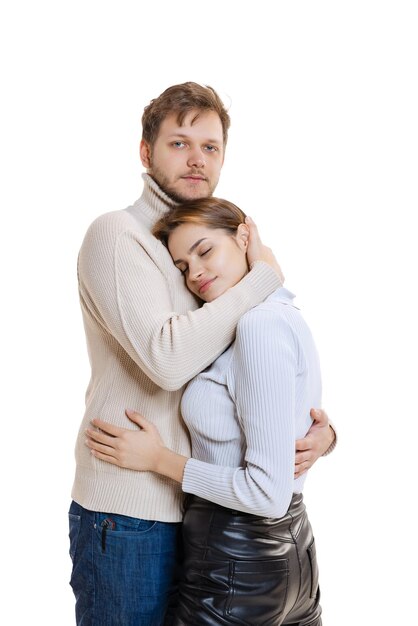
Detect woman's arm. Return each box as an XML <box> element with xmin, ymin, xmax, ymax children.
<box><xmin>86</xmin><ymin>308</ymin><xmax>308</xmax><ymax>517</ymax></box>
<box><xmin>86</xmin><ymin>406</ymin><xmax>332</xmax><ymax>483</ymax></box>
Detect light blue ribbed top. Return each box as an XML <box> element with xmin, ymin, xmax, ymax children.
<box><xmin>181</xmin><ymin>287</ymin><xmax>322</xmax><ymax>517</ymax></box>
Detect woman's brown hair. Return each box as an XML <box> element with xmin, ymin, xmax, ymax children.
<box><xmin>152</xmin><ymin>197</ymin><xmax>246</xmax><ymax>246</ymax></box>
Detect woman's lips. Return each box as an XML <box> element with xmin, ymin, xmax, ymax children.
<box><xmin>198</xmin><ymin>278</ymin><xmax>216</xmax><ymax>294</ymax></box>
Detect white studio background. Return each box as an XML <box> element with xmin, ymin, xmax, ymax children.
<box><xmin>1</xmin><ymin>1</ymin><xmax>417</xmax><ymax>624</ymax></box>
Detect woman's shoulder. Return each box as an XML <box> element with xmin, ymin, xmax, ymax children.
<box><xmin>238</xmin><ymin>288</ymin><xmax>299</xmax><ymax>327</ymax></box>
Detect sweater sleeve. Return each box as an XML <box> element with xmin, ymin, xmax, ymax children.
<box><xmin>182</xmin><ymin>308</ymin><xmax>300</xmax><ymax>517</ymax></box>
<box><xmin>78</xmin><ymin>215</ymin><xmax>281</xmax><ymax>391</ymax></box>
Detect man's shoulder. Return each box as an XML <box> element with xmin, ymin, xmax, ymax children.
<box><xmin>80</xmin><ymin>202</ymin><xmax>150</xmax><ymax>249</ymax></box>
<box><xmin>86</xmin><ymin>205</ymin><xmax>139</xmax><ymax>234</ymax></box>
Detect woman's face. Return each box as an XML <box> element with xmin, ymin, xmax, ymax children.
<box><xmin>168</xmin><ymin>222</ymin><xmax>249</xmax><ymax>302</ymax></box>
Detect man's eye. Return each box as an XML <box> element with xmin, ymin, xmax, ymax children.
<box><xmin>204</xmin><ymin>145</ymin><xmax>217</xmax><ymax>152</ymax></box>
<box><xmin>172</xmin><ymin>141</ymin><xmax>186</xmax><ymax>148</ymax></box>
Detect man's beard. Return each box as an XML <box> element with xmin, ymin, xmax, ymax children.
<box><xmin>148</xmin><ymin>162</ymin><xmax>218</xmax><ymax>203</ymax></box>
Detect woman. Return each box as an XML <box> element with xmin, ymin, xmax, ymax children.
<box><xmin>87</xmin><ymin>197</ymin><xmax>324</xmax><ymax>626</ymax></box>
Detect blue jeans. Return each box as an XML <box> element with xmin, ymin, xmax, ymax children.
<box><xmin>68</xmin><ymin>501</ymin><xmax>182</xmax><ymax>626</ymax></box>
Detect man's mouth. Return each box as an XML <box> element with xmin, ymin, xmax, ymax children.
<box><xmin>181</xmin><ymin>173</ymin><xmax>207</xmax><ymax>182</ymax></box>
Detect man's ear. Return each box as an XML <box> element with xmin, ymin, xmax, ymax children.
<box><xmin>140</xmin><ymin>139</ymin><xmax>152</xmax><ymax>168</ymax></box>
<box><xmin>236</xmin><ymin>223</ymin><xmax>250</xmax><ymax>250</ymax></box>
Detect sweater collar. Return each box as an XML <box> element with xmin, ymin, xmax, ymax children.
<box><xmin>266</xmin><ymin>287</ymin><xmax>299</xmax><ymax>309</ymax></box>
<box><xmin>132</xmin><ymin>174</ymin><xmax>178</xmax><ymax>224</ymax></box>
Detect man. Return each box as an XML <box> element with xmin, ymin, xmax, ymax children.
<box><xmin>69</xmin><ymin>82</ymin><xmax>335</xmax><ymax>626</ymax></box>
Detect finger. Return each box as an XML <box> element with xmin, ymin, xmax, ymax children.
<box><xmin>295</xmin><ymin>455</ymin><xmax>312</xmax><ymax>469</ymax></box>
<box><xmin>85</xmin><ymin>437</ymin><xmax>117</xmax><ymax>456</ymax></box>
<box><xmin>91</xmin><ymin>418</ymin><xmax>124</xmax><ymax>437</ymax></box>
<box><xmin>310</xmin><ymin>408</ymin><xmax>328</xmax><ymax>425</ymax></box>
<box><xmin>125</xmin><ymin>409</ymin><xmax>149</xmax><ymax>429</ymax></box>
<box><xmin>295</xmin><ymin>451</ymin><xmax>311</xmax><ymax>465</ymax></box>
<box><xmin>89</xmin><ymin>448</ymin><xmax>120</xmax><ymax>466</ymax></box>
<box><xmin>294</xmin><ymin>460</ymin><xmax>311</xmax><ymax>478</ymax></box>
<box><xmin>86</xmin><ymin>428</ymin><xmax>117</xmax><ymax>448</ymax></box>
<box><xmin>295</xmin><ymin>437</ymin><xmax>311</xmax><ymax>452</ymax></box>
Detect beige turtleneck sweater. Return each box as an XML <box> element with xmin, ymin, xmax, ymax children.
<box><xmin>71</xmin><ymin>174</ymin><xmax>282</xmax><ymax>522</ymax></box>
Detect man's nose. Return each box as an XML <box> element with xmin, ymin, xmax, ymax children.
<box><xmin>187</xmin><ymin>148</ymin><xmax>205</xmax><ymax>169</ymax></box>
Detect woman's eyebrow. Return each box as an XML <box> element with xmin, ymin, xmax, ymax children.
<box><xmin>173</xmin><ymin>238</ymin><xmax>208</xmax><ymax>265</ymax></box>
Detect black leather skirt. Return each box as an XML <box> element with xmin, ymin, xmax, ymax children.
<box><xmin>172</xmin><ymin>493</ymin><xmax>322</xmax><ymax>626</ymax></box>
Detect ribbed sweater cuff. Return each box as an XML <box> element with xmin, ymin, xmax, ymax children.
<box><xmin>322</xmin><ymin>421</ymin><xmax>338</xmax><ymax>456</ymax></box>
<box><xmin>182</xmin><ymin>458</ymin><xmax>227</xmax><ymax>500</ymax></box>
<box><xmin>242</xmin><ymin>261</ymin><xmax>282</xmax><ymax>305</ymax></box>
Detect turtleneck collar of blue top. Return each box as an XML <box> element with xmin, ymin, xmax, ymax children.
<box><xmin>265</xmin><ymin>287</ymin><xmax>299</xmax><ymax>309</ymax></box>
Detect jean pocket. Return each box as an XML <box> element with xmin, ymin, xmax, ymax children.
<box><xmin>94</xmin><ymin>511</ymin><xmax>157</xmax><ymax>535</ymax></box>
<box><xmin>307</xmin><ymin>538</ymin><xmax>319</xmax><ymax>599</ymax></box>
<box><xmin>68</xmin><ymin>513</ymin><xmax>81</xmax><ymax>561</ymax></box>
<box><xmin>93</xmin><ymin>513</ymin><xmax>158</xmax><ymax>554</ymax></box>
<box><xmin>225</xmin><ymin>558</ymin><xmax>289</xmax><ymax>626</ymax></box>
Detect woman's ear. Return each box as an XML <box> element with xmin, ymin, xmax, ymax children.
<box><xmin>140</xmin><ymin>139</ymin><xmax>152</xmax><ymax>168</ymax></box>
<box><xmin>236</xmin><ymin>223</ymin><xmax>250</xmax><ymax>250</ymax></box>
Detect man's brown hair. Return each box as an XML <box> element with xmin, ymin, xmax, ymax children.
<box><xmin>142</xmin><ymin>82</ymin><xmax>231</xmax><ymax>147</ymax></box>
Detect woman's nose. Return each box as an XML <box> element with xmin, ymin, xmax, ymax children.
<box><xmin>189</xmin><ymin>262</ymin><xmax>204</xmax><ymax>280</ymax></box>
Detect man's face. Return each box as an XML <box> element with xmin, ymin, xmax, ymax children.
<box><xmin>141</xmin><ymin>110</ymin><xmax>225</xmax><ymax>202</ymax></box>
